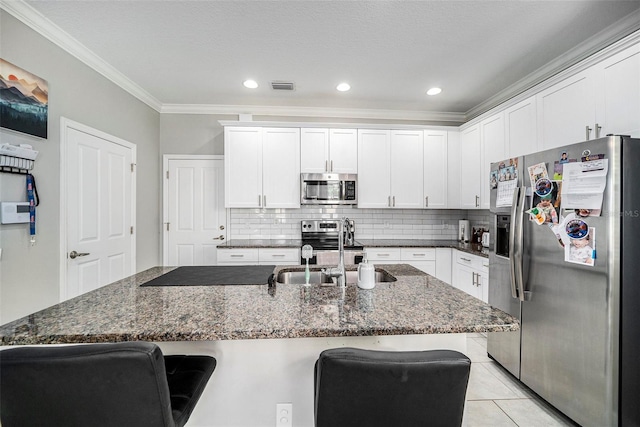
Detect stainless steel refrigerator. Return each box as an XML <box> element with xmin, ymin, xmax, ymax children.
<box><xmin>487</xmin><ymin>135</ymin><xmax>640</xmax><ymax>427</ymax></box>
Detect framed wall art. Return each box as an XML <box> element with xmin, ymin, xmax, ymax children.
<box><xmin>0</xmin><ymin>59</ymin><xmax>48</xmax><ymax>139</ymax></box>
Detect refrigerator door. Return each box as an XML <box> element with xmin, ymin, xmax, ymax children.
<box><xmin>519</xmin><ymin>137</ymin><xmax>619</xmax><ymax>427</ymax></box>
<box><xmin>487</xmin><ymin>156</ymin><xmax>523</xmax><ymax>378</ymax></box>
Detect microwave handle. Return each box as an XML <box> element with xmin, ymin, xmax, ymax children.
<box><xmin>339</xmin><ymin>180</ymin><xmax>344</xmax><ymax>200</ymax></box>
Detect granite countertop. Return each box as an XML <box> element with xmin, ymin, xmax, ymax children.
<box><xmin>219</xmin><ymin>239</ymin><xmax>488</xmax><ymax>257</ymax></box>
<box><xmin>0</xmin><ymin>264</ymin><xmax>517</xmax><ymax>345</ymax></box>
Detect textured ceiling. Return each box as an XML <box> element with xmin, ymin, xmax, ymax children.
<box><xmin>22</xmin><ymin>0</ymin><xmax>640</xmax><ymax>117</ymax></box>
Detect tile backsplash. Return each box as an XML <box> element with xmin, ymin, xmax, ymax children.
<box><xmin>229</xmin><ymin>207</ymin><xmax>490</xmax><ymax>240</ymax></box>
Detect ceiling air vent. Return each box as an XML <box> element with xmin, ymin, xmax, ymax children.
<box><xmin>271</xmin><ymin>81</ymin><xmax>295</xmax><ymax>91</ymax></box>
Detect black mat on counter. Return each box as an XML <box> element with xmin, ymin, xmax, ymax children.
<box><xmin>140</xmin><ymin>265</ymin><xmax>276</xmax><ymax>287</ymax></box>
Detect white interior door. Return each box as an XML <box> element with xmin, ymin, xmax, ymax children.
<box><xmin>165</xmin><ymin>157</ymin><xmax>226</xmax><ymax>266</ymax></box>
<box><xmin>62</xmin><ymin>119</ymin><xmax>136</xmax><ymax>300</ymax></box>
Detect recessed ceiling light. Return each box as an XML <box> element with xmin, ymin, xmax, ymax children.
<box><xmin>427</xmin><ymin>87</ymin><xmax>442</xmax><ymax>96</ymax></box>
<box><xmin>243</xmin><ymin>80</ymin><xmax>258</xmax><ymax>89</ymax></box>
<box><xmin>336</xmin><ymin>83</ymin><xmax>351</xmax><ymax>92</ymax></box>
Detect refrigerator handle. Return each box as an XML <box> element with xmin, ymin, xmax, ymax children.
<box><xmin>514</xmin><ymin>186</ymin><xmax>527</xmax><ymax>302</ymax></box>
<box><xmin>509</xmin><ymin>187</ymin><xmax>520</xmax><ymax>299</ymax></box>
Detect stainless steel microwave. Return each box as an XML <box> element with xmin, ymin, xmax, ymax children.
<box><xmin>300</xmin><ymin>173</ymin><xmax>357</xmax><ymax>205</ymax></box>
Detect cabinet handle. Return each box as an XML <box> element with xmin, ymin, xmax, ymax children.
<box><xmin>263</xmin><ymin>195</ymin><xmax>267</xmax><ymax>207</ymax></box>
<box><xmin>271</xmin><ymin>254</ymin><xmax>285</xmax><ymax>257</ymax></box>
<box><xmin>330</xmin><ymin>160</ymin><xmax>334</xmax><ymax>172</ymax></box>
<box><xmin>388</xmin><ymin>196</ymin><xmax>391</xmax><ymax>207</ymax></box>
<box><xmin>586</xmin><ymin>125</ymin><xmax>592</xmax><ymax>140</ymax></box>
<box><xmin>258</xmin><ymin>194</ymin><xmax>262</xmax><ymax>206</ymax></box>
<box><xmin>230</xmin><ymin>254</ymin><xmax>244</xmax><ymax>258</ymax></box>
<box><xmin>412</xmin><ymin>253</ymin><xmax>426</xmax><ymax>257</ymax></box>
<box><xmin>461</xmin><ymin>257</ymin><xmax>471</xmax><ymax>262</ymax></box>
<box><xmin>325</xmin><ymin>160</ymin><xmax>328</xmax><ymax>172</ymax></box>
<box><xmin>378</xmin><ymin>253</ymin><xmax>390</xmax><ymax>257</ymax></box>
<box><xmin>425</xmin><ymin>196</ymin><xmax>429</xmax><ymax>207</ymax></box>
<box><xmin>595</xmin><ymin>123</ymin><xmax>602</xmax><ymax>139</ymax></box>
<box><xmin>393</xmin><ymin>196</ymin><xmax>396</xmax><ymax>207</ymax></box>
<box><xmin>475</xmin><ymin>195</ymin><xmax>479</xmax><ymax>207</ymax></box>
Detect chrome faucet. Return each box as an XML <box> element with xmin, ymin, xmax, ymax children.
<box><xmin>322</xmin><ymin>217</ymin><xmax>349</xmax><ymax>288</ymax></box>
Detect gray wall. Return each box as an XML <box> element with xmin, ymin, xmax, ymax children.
<box><xmin>0</xmin><ymin>12</ymin><xmax>161</xmax><ymax>323</ymax></box>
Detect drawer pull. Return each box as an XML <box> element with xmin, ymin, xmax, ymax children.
<box><xmin>378</xmin><ymin>254</ymin><xmax>390</xmax><ymax>257</ymax></box>
<box><xmin>412</xmin><ymin>253</ymin><xmax>426</xmax><ymax>257</ymax></box>
<box><xmin>230</xmin><ymin>254</ymin><xmax>244</xmax><ymax>258</ymax></box>
<box><xmin>271</xmin><ymin>254</ymin><xmax>286</xmax><ymax>257</ymax></box>
<box><xmin>461</xmin><ymin>257</ymin><xmax>471</xmax><ymax>262</ymax></box>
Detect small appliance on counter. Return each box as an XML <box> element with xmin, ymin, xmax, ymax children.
<box><xmin>458</xmin><ymin>220</ymin><xmax>470</xmax><ymax>242</ymax></box>
<box><xmin>482</xmin><ymin>232</ymin><xmax>490</xmax><ymax>248</ymax></box>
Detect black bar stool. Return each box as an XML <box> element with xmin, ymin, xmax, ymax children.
<box><xmin>314</xmin><ymin>347</ymin><xmax>471</xmax><ymax>427</ymax></box>
<box><xmin>0</xmin><ymin>342</ymin><xmax>216</xmax><ymax>427</ymax></box>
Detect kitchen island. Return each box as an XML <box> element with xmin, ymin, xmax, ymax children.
<box><xmin>0</xmin><ymin>264</ymin><xmax>517</xmax><ymax>426</ymax></box>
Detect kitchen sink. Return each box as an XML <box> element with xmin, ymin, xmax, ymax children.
<box><xmin>276</xmin><ymin>269</ymin><xmax>396</xmax><ymax>285</ymax></box>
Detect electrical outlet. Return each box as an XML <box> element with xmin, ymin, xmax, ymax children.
<box><xmin>276</xmin><ymin>403</ymin><xmax>292</xmax><ymax>427</ymax></box>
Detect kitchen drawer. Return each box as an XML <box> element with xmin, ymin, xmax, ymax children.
<box><xmin>364</xmin><ymin>248</ymin><xmax>402</xmax><ymax>261</ymax></box>
<box><xmin>217</xmin><ymin>248</ymin><xmax>259</xmax><ymax>264</ymax></box>
<box><xmin>258</xmin><ymin>248</ymin><xmax>300</xmax><ymax>264</ymax></box>
<box><xmin>454</xmin><ymin>250</ymin><xmax>487</xmax><ymax>270</ymax></box>
<box><xmin>401</xmin><ymin>248</ymin><xmax>436</xmax><ymax>261</ymax></box>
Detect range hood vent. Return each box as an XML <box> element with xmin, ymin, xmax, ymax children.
<box><xmin>271</xmin><ymin>81</ymin><xmax>295</xmax><ymax>91</ymax></box>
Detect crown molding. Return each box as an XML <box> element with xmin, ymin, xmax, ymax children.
<box><xmin>465</xmin><ymin>10</ymin><xmax>640</xmax><ymax>121</ymax></box>
<box><xmin>217</xmin><ymin>120</ymin><xmax>458</xmax><ymax>131</ymax></box>
<box><xmin>0</xmin><ymin>0</ymin><xmax>163</xmax><ymax>112</ymax></box>
<box><xmin>161</xmin><ymin>103</ymin><xmax>465</xmax><ymax>123</ymax></box>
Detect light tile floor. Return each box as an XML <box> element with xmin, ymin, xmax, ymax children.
<box><xmin>462</xmin><ymin>334</ymin><xmax>578</xmax><ymax>427</ymax></box>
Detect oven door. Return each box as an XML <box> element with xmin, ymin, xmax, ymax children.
<box><xmin>304</xmin><ymin>250</ymin><xmax>363</xmax><ymax>265</ymax></box>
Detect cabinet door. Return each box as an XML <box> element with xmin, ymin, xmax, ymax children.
<box><xmin>447</xmin><ymin>131</ymin><xmax>461</xmax><ymax>209</ymax></box>
<box><xmin>423</xmin><ymin>130</ymin><xmax>448</xmax><ymax>208</ymax></box>
<box><xmin>224</xmin><ymin>127</ymin><xmax>263</xmax><ymax>208</ymax></box>
<box><xmin>435</xmin><ymin>248</ymin><xmax>452</xmax><ymax>284</ymax></box>
<box><xmin>329</xmin><ymin>129</ymin><xmax>358</xmax><ymax>173</ymax></box>
<box><xmin>459</xmin><ymin>125</ymin><xmax>481</xmax><ymax>209</ymax></box>
<box><xmin>537</xmin><ymin>69</ymin><xmax>596</xmax><ymax>150</ymax></box>
<box><xmin>480</xmin><ymin>113</ymin><xmax>506</xmax><ymax>209</ymax></box>
<box><xmin>390</xmin><ymin>130</ymin><xmax>424</xmax><ymax>208</ymax></box>
<box><xmin>453</xmin><ymin>263</ymin><xmax>482</xmax><ymax>300</ymax></box>
<box><xmin>300</xmin><ymin>128</ymin><xmax>329</xmax><ymax>173</ymax></box>
<box><xmin>479</xmin><ymin>265</ymin><xmax>489</xmax><ymax>303</ymax></box>
<box><xmin>358</xmin><ymin>129</ymin><xmax>391</xmax><ymax>208</ymax></box>
<box><xmin>262</xmin><ymin>128</ymin><xmax>300</xmax><ymax>209</ymax></box>
<box><xmin>596</xmin><ymin>44</ymin><xmax>640</xmax><ymax>138</ymax></box>
<box><xmin>505</xmin><ymin>96</ymin><xmax>538</xmax><ymax>157</ymax></box>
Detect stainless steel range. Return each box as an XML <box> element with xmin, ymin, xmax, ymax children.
<box><xmin>300</xmin><ymin>219</ymin><xmax>363</xmax><ymax>265</ymax></box>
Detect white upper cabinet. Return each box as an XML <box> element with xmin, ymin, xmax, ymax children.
<box><xmin>480</xmin><ymin>113</ymin><xmax>506</xmax><ymax>209</ymax></box>
<box><xmin>357</xmin><ymin>129</ymin><xmax>424</xmax><ymax>208</ymax></box>
<box><xmin>595</xmin><ymin>43</ymin><xmax>640</xmax><ymax>138</ymax></box>
<box><xmin>536</xmin><ymin>69</ymin><xmax>597</xmax><ymax>150</ymax></box>
<box><xmin>224</xmin><ymin>127</ymin><xmax>263</xmax><ymax>208</ymax></box>
<box><xmin>224</xmin><ymin>127</ymin><xmax>300</xmax><ymax>208</ymax></box>
<box><xmin>262</xmin><ymin>128</ymin><xmax>301</xmax><ymax>209</ymax></box>
<box><xmin>505</xmin><ymin>96</ymin><xmax>538</xmax><ymax>157</ymax></box>
<box><xmin>357</xmin><ymin>129</ymin><xmax>392</xmax><ymax>208</ymax></box>
<box><xmin>423</xmin><ymin>130</ymin><xmax>448</xmax><ymax>208</ymax></box>
<box><xmin>446</xmin><ymin>131</ymin><xmax>461</xmax><ymax>209</ymax></box>
<box><xmin>390</xmin><ymin>130</ymin><xmax>424</xmax><ymax>208</ymax></box>
<box><xmin>459</xmin><ymin>125</ymin><xmax>482</xmax><ymax>209</ymax></box>
<box><xmin>300</xmin><ymin>128</ymin><xmax>357</xmax><ymax>173</ymax></box>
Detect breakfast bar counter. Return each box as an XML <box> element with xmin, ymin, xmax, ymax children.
<box><xmin>0</xmin><ymin>264</ymin><xmax>516</xmax><ymax>345</ymax></box>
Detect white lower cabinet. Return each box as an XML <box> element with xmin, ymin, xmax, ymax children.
<box><xmin>452</xmin><ymin>250</ymin><xmax>489</xmax><ymax>302</ymax></box>
<box><xmin>365</xmin><ymin>247</ymin><xmax>451</xmax><ymax>279</ymax></box>
<box><xmin>217</xmin><ymin>248</ymin><xmax>300</xmax><ymax>266</ymax></box>
<box><xmin>400</xmin><ymin>248</ymin><xmax>436</xmax><ymax>276</ymax></box>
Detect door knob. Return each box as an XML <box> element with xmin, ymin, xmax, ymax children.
<box><xmin>219</xmin><ymin>225</ymin><xmax>225</xmax><ymax>230</ymax></box>
<box><xmin>69</xmin><ymin>251</ymin><xmax>90</xmax><ymax>259</ymax></box>
<box><xmin>212</xmin><ymin>235</ymin><xmax>225</xmax><ymax>240</ymax></box>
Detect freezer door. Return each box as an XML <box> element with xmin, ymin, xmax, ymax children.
<box><xmin>487</xmin><ymin>249</ymin><xmax>521</xmax><ymax>377</ymax></box>
<box><xmin>519</xmin><ymin>137</ymin><xmax>619</xmax><ymax>427</ymax></box>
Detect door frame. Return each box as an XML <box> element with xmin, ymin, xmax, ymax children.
<box><xmin>162</xmin><ymin>154</ymin><xmax>227</xmax><ymax>266</ymax></box>
<box><xmin>59</xmin><ymin>117</ymin><xmax>137</xmax><ymax>301</ymax></box>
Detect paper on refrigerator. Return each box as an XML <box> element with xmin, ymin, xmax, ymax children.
<box><xmin>561</xmin><ymin>159</ymin><xmax>608</xmax><ymax>211</ymax></box>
